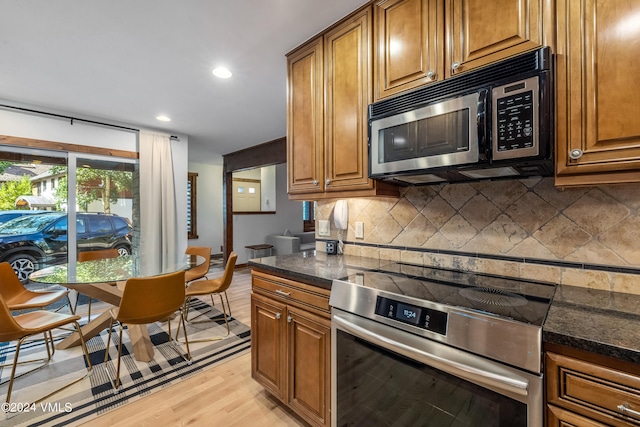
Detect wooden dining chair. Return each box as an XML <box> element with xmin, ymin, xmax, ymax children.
<box><xmin>0</xmin><ymin>261</ymin><xmax>71</xmax><ymax>313</ymax></box>
<box><xmin>103</xmin><ymin>270</ymin><xmax>191</xmax><ymax>393</ymax></box>
<box><xmin>77</xmin><ymin>249</ymin><xmax>119</xmax><ymax>318</ymax></box>
<box><xmin>177</xmin><ymin>251</ymin><xmax>237</xmax><ymax>343</ymax></box>
<box><xmin>0</xmin><ymin>293</ymin><xmax>93</xmax><ymax>404</ymax></box>
<box><xmin>184</xmin><ymin>246</ymin><xmax>211</xmax><ymax>284</ymax></box>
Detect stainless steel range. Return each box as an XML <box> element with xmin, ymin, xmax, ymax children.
<box><xmin>330</xmin><ymin>263</ymin><xmax>556</xmax><ymax>427</ymax></box>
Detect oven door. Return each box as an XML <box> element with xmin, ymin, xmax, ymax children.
<box><xmin>369</xmin><ymin>92</ymin><xmax>482</xmax><ymax>177</ymax></box>
<box><xmin>331</xmin><ymin>309</ymin><xmax>543</xmax><ymax>427</ymax></box>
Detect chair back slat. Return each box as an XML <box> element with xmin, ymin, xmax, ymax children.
<box><xmin>78</xmin><ymin>249</ymin><xmax>119</xmax><ymax>262</ymax></box>
<box><xmin>0</xmin><ymin>293</ymin><xmax>26</xmax><ymax>342</ymax></box>
<box><xmin>117</xmin><ymin>270</ymin><xmax>185</xmax><ymax>324</ymax></box>
<box><xmin>218</xmin><ymin>252</ymin><xmax>238</xmax><ymax>293</ymax></box>
<box><xmin>184</xmin><ymin>246</ymin><xmax>211</xmax><ymax>282</ymax></box>
<box><xmin>0</xmin><ymin>261</ymin><xmax>30</xmax><ymax>301</ymax></box>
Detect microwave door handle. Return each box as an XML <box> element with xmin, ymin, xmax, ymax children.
<box><xmin>477</xmin><ymin>89</ymin><xmax>489</xmax><ymax>161</ymax></box>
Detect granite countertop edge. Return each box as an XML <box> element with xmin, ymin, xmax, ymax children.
<box><xmin>248</xmin><ymin>253</ymin><xmax>640</xmax><ymax>364</ymax></box>
<box><xmin>248</xmin><ymin>260</ymin><xmax>333</xmax><ymax>289</ymax></box>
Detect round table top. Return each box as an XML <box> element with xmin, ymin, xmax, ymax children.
<box><xmin>28</xmin><ymin>254</ymin><xmax>206</xmax><ymax>285</ymax></box>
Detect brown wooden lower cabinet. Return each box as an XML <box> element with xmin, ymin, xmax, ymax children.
<box><xmin>545</xmin><ymin>345</ymin><xmax>640</xmax><ymax>427</ymax></box>
<box><xmin>251</xmin><ymin>270</ymin><xmax>331</xmax><ymax>427</ymax></box>
<box><xmin>547</xmin><ymin>405</ymin><xmax>610</xmax><ymax>426</ymax></box>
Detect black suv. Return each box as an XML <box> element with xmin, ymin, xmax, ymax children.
<box><xmin>0</xmin><ymin>210</ymin><xmax>45</xmax><ymax>225</ymax></box>
<box><xmin>0</xmin><ymin>212</ymin><xmax>133</xmax><ymax>282</ymax></box>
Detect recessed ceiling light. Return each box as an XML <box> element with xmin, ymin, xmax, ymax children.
<box><xmin>212</xmin><ymin>67</ymin><xmax>232</xmax><ymax>78</ymax></box>
<box><xmin>156</xmin><ymin>115</ymin><xmax>171</xmax><ymax>122</ymax></box>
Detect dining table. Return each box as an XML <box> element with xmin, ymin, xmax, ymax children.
<box><xmin>28</xmin><ymin>253</ymin><xmax>205</xmax><ymax>362</ymax></box>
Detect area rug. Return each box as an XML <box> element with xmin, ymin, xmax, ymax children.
<box><xmin>0</xmin><ymin>300</ymin><xmax>251</xmax><ymax>427</ymax></box>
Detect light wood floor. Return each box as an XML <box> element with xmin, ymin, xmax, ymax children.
<box><xmin>80</xmin><ymin>267</ymin><xmax>308</xmax><ymax>427</ymax></box>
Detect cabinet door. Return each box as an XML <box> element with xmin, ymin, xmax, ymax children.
<box><xmin>555</xmin><ymin>0</ymin><xmax>640</xmax><ymax>186</ymax></box>
<box><xmin>546</xmin><ymin>351</ymin><xmax>640</xmax><ymax>427</ymax></box>
<box><xmin>251</xmin><ymin>294</ymin><xmax>287</xmax><ymax>401</ymax></box>
<box><xmin>324</xmin><ymin>7</ymin><xmax>374</xmax><ymax>193</ymax></box>
<box><xmin>287</xmin><ymin>306</ymin><xmax>331</xmax><ymax>427</ymax></box>
<box><xmin>548</xmin><ymin>405</ymin><xmax>610</xmax><ymax>427</ymax></box>
<box><xmin>446</xmin><ymin>0</ymin><xmax>544</xmax><ymax>77</ymax></box>
<box><xmin>374</xmin><ymin>0</ymin><xmax>444</xmax><ymax>100</ymax></box>
<box><xmin>287</xmin><ymin>37</ymin><xmax>325</xmax><ymax>194</ymax></box>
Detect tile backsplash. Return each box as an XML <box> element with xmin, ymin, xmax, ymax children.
<box><xmin>316</xmin><ymin>177</ymin><xmax>640</xmax><ymax>294</ymax></box>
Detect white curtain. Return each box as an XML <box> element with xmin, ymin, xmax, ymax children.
<box><xmin>139</xmin><ymin>131</ymin><xmax>179</xmax><ymax>272</ymax></box>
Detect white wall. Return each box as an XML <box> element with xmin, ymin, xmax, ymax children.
<box><xmin>233</xmin><ymin>163</ymin><xmax>303</xmax><ymax>264</ymax></box>
<box><xmin>187</xmin><ymin>160</ymin><xmax>224</xmax><ymax>254</ymax></box>
<box><xmin>0</xmin><ymin>107</ymin><xmax>136</xmax><ymax>151</ymax></box>
<box><xmin>261</xmin><ymin>165</ymin><xmax>276</xmax><ymax>212</ymax></box>
<box><xmin>0</xmin><ymin>102</ymin><xmax>190</xmax><ymax>255</ymax></box>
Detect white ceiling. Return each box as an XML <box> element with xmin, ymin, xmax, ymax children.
<box><xmin>0</xmin><ymin>0</ymin><xmax>369</xmax><ymax>164</ymax></box>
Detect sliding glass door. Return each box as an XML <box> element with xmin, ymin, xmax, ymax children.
<box><xmin>0</xmin><ymin>146</ymin><xmax>137</xmax><ymax>282</ymax></box>
<box><xmin>68</xmin><ymin>154</ymin><xmax>136</xmax><ymax>263</ymax></box>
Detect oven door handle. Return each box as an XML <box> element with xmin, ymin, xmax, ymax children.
<box><xmin>333</xmin><ymin>313</ymin><xmax>530</xmax><ymax>397</ymax></box>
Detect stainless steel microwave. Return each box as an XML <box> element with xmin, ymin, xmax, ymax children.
<box><xmin>369</xmin><ymin>47</ymin><xmax>553</xmax><ymax>185</ymax></box>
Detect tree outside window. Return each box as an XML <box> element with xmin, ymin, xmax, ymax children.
<box><xmin>51</xmin><ymin>166</ymin><xmax>132</xmax><ymax>213</ymax></box>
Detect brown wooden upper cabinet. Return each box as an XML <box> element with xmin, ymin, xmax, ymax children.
<box><xmin>288</xmin><ymin>0</ymin><xmax>640</xmax><ymax>192</ymax></box>
<box><xmin>287</xmin><ymin>37</ymin><xmax>324</xmax><ymax>196</ymax></box>
<box><xmin>373</xmin><ymin>0</ymin><xmax>549</xmax><ymax>101</ymax></box>
<box><xmin>374</xmin><ymin>0</ymin><xmax>444</xmax><ymax>100</ymax></box>
<box><xmin>555</xmin><ymin>0</ymin><xmax>640</xmax><ymax>187</ymax></box>
<box><xmin>446</xmin><ymin>0</ymin><xmax>546</xmax><ymax>78</ymax></box>
<box><xmin>324</xmin><ymin>8</ymin><xmax>374</xmax><ymax>194</ymax></box>
<box><xmin>287</xmin><ymin>6</ymin><xmax>398</xmax><ymax>200</ymax></box>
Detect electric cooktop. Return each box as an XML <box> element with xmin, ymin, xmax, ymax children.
<box><xmin>330</xmin><ymin>262</ymin><xmax>558</xmax><ymax>373</ymax></box>
<box><xmin>339</xmin><ymin>262</ymin><xmax>557</xmax><ymax>327</ymax></box>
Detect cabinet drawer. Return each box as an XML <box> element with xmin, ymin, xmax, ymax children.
<box><xmin>546</xmin><ymin>352</ymin><xmax>640</xmax><ymax>426</ymax></box>
<box><xmin>252</xmin><ymin>271</ymin><xmax>330</xmax><ymax>312</ymax></box>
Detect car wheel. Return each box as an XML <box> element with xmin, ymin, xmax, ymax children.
<box><xmin>116</xmin><ymin>245</ymin><xmax>131</xmax><ymax>256</ymax></box>
<box><xmin>7</xmin><ymin>253</ymin><xmax>37</xmax><ymax>283</ymax></box>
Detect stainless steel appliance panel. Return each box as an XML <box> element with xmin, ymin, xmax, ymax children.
<box><xmin>331</xmin><ymin>309</ymin><xmax>543</xmax><ymax>427</ymax></box>
<box><xmin>370</xmin><ymin>92</ymin><xmax>479</xmax><ymax>175</ymax></box>
<box><xmin>492</xmin><ymin>76</ymin><xmax>540</xmax><ymax>160</ymax></box>
<box><xmin>330</xmin><ymin>278</ymin><xmax>543</xmax><ymax>373</ymax></box>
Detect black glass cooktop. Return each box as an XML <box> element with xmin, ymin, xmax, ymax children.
<box><xmin>340</xmin><ymin>263</ymin><xmax>557</xmax><ymax>327</ymax></box>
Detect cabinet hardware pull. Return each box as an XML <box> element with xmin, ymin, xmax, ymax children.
<box><xmin>452</xmin><ymin>61</ymin><xmax>461</xmax><ymax>71</ymax></box>
<box><xmin>618</xmin><ymin>404</ymin><xmax>640</xmax><ymax>420</ymax></box>
<box><xmin>275</xmin><ymin>313</ymin><xmax>281</xmax><ymax>320</ymax></box>
<box><xmin>569</xmin><ymin>149</ymin><xmax>583</xmax><ymax>160</ymax></box>
<box><xmin>313</xmin><ymin>180</ymin><xmax>319</xmax><ymax>186</ymax></box>
<box><xmin>426</xmin><ymin>70</ymin><xmax>435</xmax><ymax>79</ymax></box>
<box><xmin>287</xmin><ymin>315</ymin><xmax>293</xmax><ymax>323</ymax></box>
<box><xmin>275</xmin><ymin>289</ymin><xmax>291</xmax><ymax>296</ymax></box>
<box><xmin>325</xmin><ymin>179</ymin><xmax>331</xmax><ymax>186</ymax></box>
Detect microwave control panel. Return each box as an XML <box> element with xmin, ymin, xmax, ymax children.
<box><xmin>492</xmin><ymin>76</ymin><xmax>539</xmax><ymax>160</ymax></box>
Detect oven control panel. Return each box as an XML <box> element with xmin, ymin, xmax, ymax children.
<box><xmin>375</xmin><ymin>296</ymin><xmax>448</xmax><ymax>335</ymax></box>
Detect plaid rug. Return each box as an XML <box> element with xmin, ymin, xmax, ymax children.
<box><xmin>0</xmin><ymin>299</ymin><xmax>251</xmax><ymax>427</ymax></box>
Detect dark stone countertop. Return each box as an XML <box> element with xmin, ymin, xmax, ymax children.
<box><xmin>249</xmin><ymin>252</ymin><xmax>640</xmax><ymax>364</ymax></box>
<box><xmin>543</xmin><ymin>284</ymin><xmax>640</xmax><ymax>364</ymax></box>
<box><xmin>247</xmin><ymin>251</ymin><xmax>393</xmax><ymax>289</ymax></box>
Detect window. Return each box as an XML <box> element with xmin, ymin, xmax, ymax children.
<box><xmin>188</xmin><ymin>172</ymin><xmax>198</xmax><ymax>239</ymax></box>
<box><xmin>0</xmin><ymin>136</ymin><xmax>137</xmax><ymax>280</ymax></box>
<box><xmin>76</xmin><ymin>217</ymin><xmax>86</xmax><ymax>233</ymax></box>
<box><xmin>303</xmin><ymin>201</ymin><xmax>316</xmax><ymax>232</ymax></box>
<box><xmin>88</xmin><ymin>216</ymin><xmax>113</xmax><ymax>233</ymax></box>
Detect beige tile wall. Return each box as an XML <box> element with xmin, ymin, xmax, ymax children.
<box><xmin>316</xmin><ymin>177</ymin><xmax>640</xmax><ymax>294</ymax></box>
